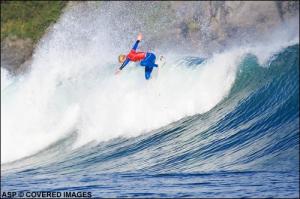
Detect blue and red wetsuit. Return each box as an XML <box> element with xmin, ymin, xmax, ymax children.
<box><xmin>119</xmin><ymin>40</ymin><xmax>158</xmax><ymax>80</ymax></box>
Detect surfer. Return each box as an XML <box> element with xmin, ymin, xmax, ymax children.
<box><xmin>115</xmin><ymin>33</ymin><xmax>163</xmax><ymax>80</ymax></box>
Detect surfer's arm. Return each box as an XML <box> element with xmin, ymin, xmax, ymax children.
<box><xmin>119</xmin><ymin>58</ymin><xmax>130</xmax><ymax>70</ymax></box>
<box><xmin>132</xmin><ymin>33</ymin><xmax>142</xmax><ymax>50</ymax></box>
<box><xmin>132</xmin><ymin>40</ymin><xmax>140</xmax><ymax>51</ymax></box>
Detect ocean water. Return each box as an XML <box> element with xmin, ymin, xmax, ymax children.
<box><xmin>1</xmin><ymin>2</ymin><xmax>299</xmax><ymax>198</ymax></box>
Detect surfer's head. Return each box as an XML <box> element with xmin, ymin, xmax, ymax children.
<box><xmin>118</xmin><ymin>54</ymin><xmax>126</xmax><ymax>63</ymax></box>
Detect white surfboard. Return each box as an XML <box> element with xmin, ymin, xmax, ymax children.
<box><xmin>152</xmin><ymin>55</ymin><xmax>166</xmax><ymax>79</ymax></box>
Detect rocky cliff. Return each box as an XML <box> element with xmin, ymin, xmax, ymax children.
<box><xmin>162</xmin><ymin>1</ymin><xmax>299</xmax><ymax>53</ymax></box>
<box><xmin>1</xmin><ymin>1</ymin><xmax>67</xmax><ymax>74</ymax></box>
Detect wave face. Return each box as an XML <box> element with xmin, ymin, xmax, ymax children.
<box><xmin>1</xmin><ymin>2</ymin><xmax>299</xmax><ymax>198</ymax></box>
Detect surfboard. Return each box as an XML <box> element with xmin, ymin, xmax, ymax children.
<box><xmin>157</xmin><ymin>55</ymin><xmax>166</xmax><ymax>68</ymax></box>
<box><xmin>152</xmin><ymin>55</ymin><xmax>166</xmax><ymax>79</ymax></box>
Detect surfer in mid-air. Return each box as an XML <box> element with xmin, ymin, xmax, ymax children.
<box><xmin>115</xmin><ymin>33</ymin><xmax>164</xmax><ymax>80</ymax></box>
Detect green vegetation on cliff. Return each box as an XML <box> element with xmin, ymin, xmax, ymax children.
<box><xmin>1</xmin><ymin>1</ymin><xmax>67</xmax><ymax>42</ymax></box>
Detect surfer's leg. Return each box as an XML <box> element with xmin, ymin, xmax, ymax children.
<box><xmin>148</xmin><ymin>53</ymin><xmax>157</xmax><ymax>66</ymax></box>
<box><xmin>141</xmin><ymin>53</ymin><xmax>156</xmax><ymax>66</ymax></box>
<box><xmin>145</xmin><ymin>66</ymin><xmax>153</xmax><ymax>80</ymax></box>
<box><xmin>141</xmin><ymin>53</ymin><xmax>157</xmax><ymax>80</ymax></box>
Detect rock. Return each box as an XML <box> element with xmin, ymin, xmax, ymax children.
<box><xmin>1</xmin><ymin>36</ymin><xmax>33</xmax><ymax>75</ymax></box>
<box><xmin>277</xmin><ymin>1</ymin><xmax>299</xmax><ymax>20</ymax></box>
<box><xmin>167</xmin><ymin>1</ymin><xmax>298</xmax><ymax>53</ymax></box>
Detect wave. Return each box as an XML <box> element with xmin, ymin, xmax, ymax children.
<box><xmin>2</xmin><ymin>44</ymin><xmax>299</xmax><ymax>175</ymax></box>
<box><xmin>1</xmin><ymin>2</ymin><xmax>299</xmax><ymax>172</ymax></box>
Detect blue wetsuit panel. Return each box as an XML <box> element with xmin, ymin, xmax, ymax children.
<box><xmin>140</xmin><ymin>53</ymin><xmax>157</xmax><ymax>68</ymax></box>
<box><xmin>141</xmin><ymin>53</ymin><xmax>157</xmax><ymax>80</ymax></box>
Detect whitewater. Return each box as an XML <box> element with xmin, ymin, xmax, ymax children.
<box><xmin>1</xmin><ymin>2</ymin><xmax>299</xmax><ymax>198</ymax></box>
